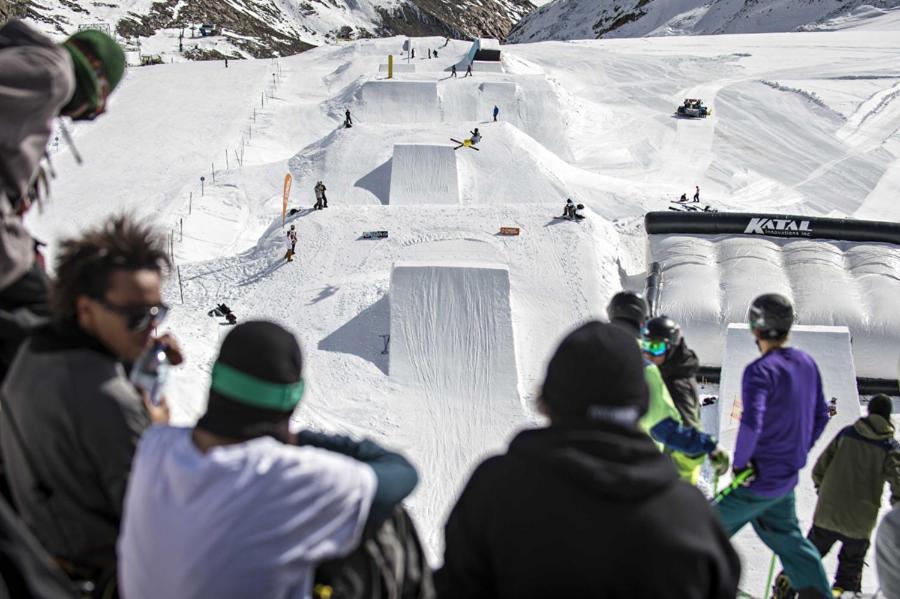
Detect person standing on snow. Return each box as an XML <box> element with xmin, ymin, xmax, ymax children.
<box><xmin>314</xmin><ymin>181</ymin><xmax>328</xmax><ymax>210</ymax></box>
<box><xmin>607</xmin><ymin>292</ymin><xmax>730</xmax><ymax>477</ymax></box>
<box><xmin>465</xmin><ymin>63</ymin><xmax>472</xmax><ymax>77</ymax></box>
<box><xmin>435</xmin><ymin>321</ymin><xmax>741</xmax><ymax>598</ymax></box>
<box><xmin>344</xmin><ymin>108</ymin><xmax>352</xmax><ymax>128</ymax></box>
<box><xmin>693</xmin><ymin>185</ymin><xmax>700</xmax><ymax>203</ymax></box>
<box><xmin>285</xmin><ymin>226</ymin><xmax>297</xmax><ymax>262</ymax></box>
<box><xmin>493</xmin><ymin>105</ymin><xmax>499</xmax><ymax>122</ymax></box>
<box><xmin>716</xmin><ymin>293</ymin><xmax>832</xmax><ymax>599</ymax></box>
<box><xmin>641</xmin><ymin>316</ymin><xmax>708</xmax><ymax>484</ymax></box>
<box><xmin>450</xmin><ymin>64</ymin><xmax>457</xmax><ymax>78</ymax></box>
<box><xmin>778</xmin><ymin>394</ymin><xmax>900</xmax><ymax>596</ymax></box>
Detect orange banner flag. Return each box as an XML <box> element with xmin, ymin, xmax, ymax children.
<box><xmin>282</xmin><ymin>173</ymin><xmax>293</xmax><ymax>226</ymax></box>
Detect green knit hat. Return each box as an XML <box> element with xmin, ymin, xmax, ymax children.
<box><xmin>62</xmin><ymin>29</ymin><xmax>126</xmax><ymax>117</ymax></box>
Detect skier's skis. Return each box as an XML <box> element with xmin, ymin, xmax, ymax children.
<box><xmin>450</xmin><ymin>138</ymin><xmax>479</xmax><ymax>151</ymax></box>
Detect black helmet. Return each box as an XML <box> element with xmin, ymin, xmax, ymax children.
<box><xmin>641</xmin><ymin>316</ymin><xmax>681</xmax><ymax>358</ymax></box>
<box><xmin>643</xmin><ymin>315</ymin><xmax>681</xmax><ymax>345</ymax></box>
<box><xmin>606</xmin><ymin>291</ymin><xmax>649</xmax><ymax>326</ymax></box>
<box><xmin>748</xmin><ymin>293</ymin><xmax>794</xmax><ymax>339</ymax></box>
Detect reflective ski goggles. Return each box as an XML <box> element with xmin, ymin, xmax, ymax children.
<box><xmin>94</xmin><ymin>299</ymin><xmax>169</xmax><ymax>331</ymax></box>
<box><xmin>640</xmin><ymin>338</ymin><xmax>668</xmax><ymax>357</ymax></box>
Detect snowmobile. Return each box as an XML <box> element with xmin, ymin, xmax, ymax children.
<box><xmin>676</xmin><ymin>98</ymin><xmax>710</xmax><ymax>118</ymax></box>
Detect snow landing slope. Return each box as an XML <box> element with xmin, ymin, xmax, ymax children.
<box><xmin>27</xmin><ymin>20</ymin><xmax>900</xmax><ymax>590</ymax></box>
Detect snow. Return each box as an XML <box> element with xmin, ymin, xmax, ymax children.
<box><xmin>718</xmin><ymin>324</ymin><xmax>864</xmax><ymax>593</ymax></box>
<box><xmin>389</xmin><ymin>144</ymin><xmax>461</xmax><ymax>205</ymax></box>
<box><xmin>23</xmin><ymin>14</ymin><xmax>900</xmax><ymax>592</ymax></box>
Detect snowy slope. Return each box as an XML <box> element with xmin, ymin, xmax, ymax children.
<box><xmin>509</xmin><ymin>0</ymin><xmax>900</xmax><ymax>43</ymax></box>
<box><xmin>26</xmin><ymin>13</ymin><xmax>900</xmax><ymax>590</ymax></box>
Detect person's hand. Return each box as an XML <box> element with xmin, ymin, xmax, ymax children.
<box><xmin>709</xmin><ymin>446</ymin><xmax>730</xmax><ymax>477</ymax></box>
<box><xmin>156</xmin><ymin>332</ymin><xmax>184</xmax><ymax>365</ymax></box>
<box><xmin>732</xmin><ymin>463</ymin><xmax>756</xmax><ymax>486</ymax></box>
<box><xmin>142</xmin><ymin>392</ymin><xmax>170</xmax><ymax>425</ymax></box>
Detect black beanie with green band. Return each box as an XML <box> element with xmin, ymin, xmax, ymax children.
<box><xmin>197</xmin><ymin>321</ymin><xmax>304</xmax><ymax>442</ymax></box>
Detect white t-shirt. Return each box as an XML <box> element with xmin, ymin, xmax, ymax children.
<box><xmin>118</xmin><ymin>426</ymin><xmax>377</xmax><ymax>599</ymax></box>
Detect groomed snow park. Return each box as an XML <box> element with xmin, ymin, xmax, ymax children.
<box><xmin>27</xmin><ymin>11</ymin><xmax>900</xmax><ymax>595</ymax></box>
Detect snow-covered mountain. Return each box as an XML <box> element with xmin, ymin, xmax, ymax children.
<box><xmin>11</xmin><ymin>0</ymin><xmax>533</xmax><ymax>58</ymax></box>
<box><xmin>509</xmin><ymin>0</ymin><xmax>900</xmax><ymax>43</ymax></box>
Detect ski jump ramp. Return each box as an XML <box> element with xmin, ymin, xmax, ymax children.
<box><xmin>718</xmin><ymin>324</ymin><xmax>861</xmax><ymax>591</ymax></box>
<box><xmin>389</xmin><ymin>144</ymin><xmax>460</xmax><ymax>205</ymax></box>
<box><xmin>389</xmin><ymin>261</ymin><xmax>519</xmax><ymax>401</ymax></box>
<box><xmin>358</xmin><ymin>81</ymin><xmax>439</xmax><ymax>123</ymax></box>
<box><xmin>389</xmin><ymin>261</ymin><xmax>521</xmax><ymax>549</ymax></box>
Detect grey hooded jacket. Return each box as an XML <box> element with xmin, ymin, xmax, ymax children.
<box><xmin>0</xmin><ymin>322</ymin><xmax>149</xmax><ymax>572</ymax></box>
<box><xmin>0</xmin><ymin>19</ymin><xmax>74</xmax><ymax>289</ymax></box>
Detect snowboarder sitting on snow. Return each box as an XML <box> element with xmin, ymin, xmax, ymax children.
<box><xmin>209</xmin><ymin>303</ymin><xmax>237</xmax><ymax>325</ymax></box>
<box><xmin>314</xmin><ymin>181</ymin><xmax>328</xmax><ymax>210</ymax></box>
<box><xmin>678</xmin><ymin>193</ymin><xmax>688</xmax><ymax>203</ymax></box>
<box><xmin>562</xmin><ymin>199</ymin><xmax>584</xmax><ymax>220</ymax></box>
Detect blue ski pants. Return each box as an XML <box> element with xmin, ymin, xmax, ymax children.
<box><xmin>716</xmin><ymin>487</ymin><xmax>831</xmax><ymax>598</ymax></box>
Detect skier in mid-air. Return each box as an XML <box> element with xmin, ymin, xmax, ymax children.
<box><xmin>470</xmin><ymin>128</ymin><xmax>481</xmax><ymax>144</ymax></box>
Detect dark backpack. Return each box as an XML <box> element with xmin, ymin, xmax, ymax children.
<box><xmin>312</xmin><ymin>506</ymin><xmax>434</xmax><ymax>599</ymax></box>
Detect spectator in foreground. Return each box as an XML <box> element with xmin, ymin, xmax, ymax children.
<box><xmin>877</xmin><ymin>500</ymin><xmax>900</xmax><ymax>599</ymax></box>
<box><xmin>119</xmin><ymin>320</ymin><xmax>418</xmax><ymax>599</ymax></box>
<box><xmin>794</xmin><ymin>394</ymin><xmax>898</xmax><ymax>595</ymax></box>
<box><xmin>0</xmin><ymin>215</ymin><xmax>173</xmax><ymax>593</ymax></box>
<box><xmin>641</xmin><ymin>315</ymin><xmax>708</xmax><ymax>483</ymax></box>
<box><xmin>607</xmin><ymin>292</ymin><xmax>728</xmax><ymax>476</ymax></box>
<box><xmin>716</xmin><ymin>293</ymin><xmax>831</xmax><ymax>599</ymax></box>
<box><xmin>435</xmin><ymin>321</ymin><xmax>740</xmax><ymax>598</ymax></box>
<box><xmin>0</xmin><ymin>19</ymin><xmax>126</xmax><ymax>383</ymax></box>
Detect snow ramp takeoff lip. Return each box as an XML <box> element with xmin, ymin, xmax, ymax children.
<box><xmin>389</xmin><ymin>261</ymin><xmax>519</xmax><ymax>402</ymax></box>
<box><xmin>358</xmin><ymin>80</ymin><xmax>439</xmax><ymax>123</ymax></box>
<box><xmin>389</xmin><ymin>144</ymin><xmax>460</xmax><ymax>205</ymax></box>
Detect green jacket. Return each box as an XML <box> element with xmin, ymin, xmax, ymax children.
<box><xmin>812</xmin><ymin>414</ymin><xmax>900</xmax><ymax>539</ymax></box>
<box><xmin>639</xmin><ymin>362</ymin><xmax>681</xmax><ymax>450</ymax></box>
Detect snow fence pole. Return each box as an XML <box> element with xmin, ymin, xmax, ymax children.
<box><xmin>177</xmin><ymin>265</ymin><xmax>184</xmax><ymax>304</ymax></box>
<box><xmin>763</xmin><ymin>553</ymin><xmax>777</xmax><ymax>597</ymax></box>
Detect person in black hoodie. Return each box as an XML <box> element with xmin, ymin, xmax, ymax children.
<box><xmin>642</xmin><ymin>315</ymin><xmax>706</xmax><ymax>483</ymax></box>
<box><xmin>435</xmin><ymin>321</ymin><xmax>740</xmax><ymax>598</ymax></box>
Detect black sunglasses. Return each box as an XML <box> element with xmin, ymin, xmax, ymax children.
<box><xmin>93</xmin><ymin>298</ymin><xmax>169</xmax><ymax>331</ymax></box>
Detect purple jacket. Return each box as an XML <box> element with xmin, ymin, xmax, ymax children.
<box><xmin>733</xmin><ymin>347</ymin><xmax>829</xmax><ymax>497</ymax></box>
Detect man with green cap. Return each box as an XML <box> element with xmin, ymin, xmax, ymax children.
<box><xmin>0</xmin><ymin>19</ymin><xmax>125</xmax><ymax>388</ymax></box>
<box><xmin>119</xmin><ymin>321</ymin><xmax>419</xmax><ymax>599</ymax></box>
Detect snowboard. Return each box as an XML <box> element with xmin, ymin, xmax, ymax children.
<box><xmin>450</xmin><ymin>138</ymin><xmax>480</xmax><ymax>151</ymax></box>
<box><xmin>362</xmin><ymin>230</ymin><xmax>388</xmax><ymax>239</ymax></box>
